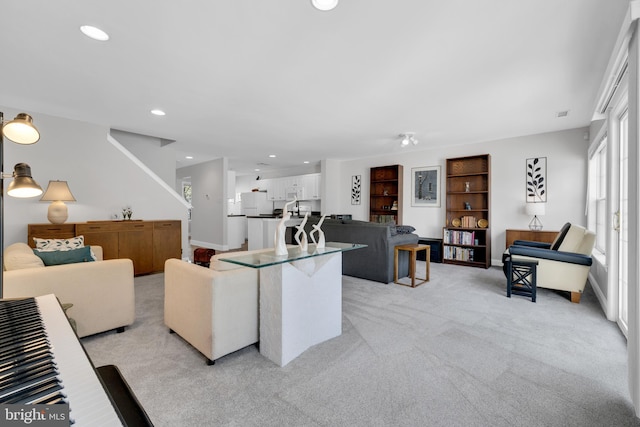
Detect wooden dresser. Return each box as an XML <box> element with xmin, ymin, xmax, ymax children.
<box><xmin>28</xmin><ymin>220</ymin><xmax>181</xmax><ymax>275</ymax></box>
<box><xmin>505</xmin><ymin>229</ymin><xmax>559</xmax><ymax>249</ymax></box>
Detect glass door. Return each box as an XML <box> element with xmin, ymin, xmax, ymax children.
<box><xmin>617</xmin><ymin>109</ymin><xmax>629</xmax><ymax>336</ymax></box>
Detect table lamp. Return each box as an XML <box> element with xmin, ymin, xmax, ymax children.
<box><xmin>40</xmin><ymin>180</ymin><xmax>76</xmax><ymax>224</ymax></box>
<box><xmin>526</xmin><ymin>202</ymin><xmax>545</xmax><ymax>231</ymax></box>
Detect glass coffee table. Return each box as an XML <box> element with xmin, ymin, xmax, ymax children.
<box><xmin>220</xmin><ymin>242</ymin><xmax>365</xmax><ymax>367</ymax></box>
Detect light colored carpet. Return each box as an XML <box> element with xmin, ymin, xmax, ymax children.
<box><xmin>82</xmin><ymin>262</ymin><xmax>640</xmax><ymax>426</ymax></box>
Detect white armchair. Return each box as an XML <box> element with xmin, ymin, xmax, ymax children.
<box><xmin>503</xmin><ymin>223</ymin><xmax>595</xmax><ymax>303</ymax></box>
<box><xmin>164</xmin><ymin>249</ymin><xmax>272</xmax><ymax>365</ymax></box>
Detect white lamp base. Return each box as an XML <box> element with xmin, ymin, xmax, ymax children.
<box><xmin>47</xmin><ymin>201</ymin><xmax>69</xmax><ymax>224</ymax></box>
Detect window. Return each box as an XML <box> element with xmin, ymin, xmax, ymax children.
<box><xmin>588</xmin><ymin>137</ymin><xmax>607</xmax><ymax>255</ymax></box>
<box><xmin>182</xmin><ymin>182</ymin><xmax>192</xmax><ymax>203</ymax></box>
<box><xmin>182</xmin><ymin>180</ymin><xmax>192</xmax><ymax>221</ymax></box>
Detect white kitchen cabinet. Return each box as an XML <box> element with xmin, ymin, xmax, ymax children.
<box><xmin>267</xmin><ymin>179</ymin><xmax>286</xmax><ymax>201</ymax></box>
<box><xmin>260</xmin><ymin>173</ymin><xmax>322</xmax><ymax>202</ymax></box>
<box><xmin>301</xmin><ymin>173</ymin><xmax>321</xmax><ymax>200</ymax></box>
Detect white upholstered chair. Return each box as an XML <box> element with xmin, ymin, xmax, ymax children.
<box><xmin>503</xmin><ymin>223</ymin><xmax>595</xmax><ymax>303</ymax></box>
<box><xmin>164</xmin><ymin>249</ymin><xmax>271</xmax><ymax>365</ymax></box>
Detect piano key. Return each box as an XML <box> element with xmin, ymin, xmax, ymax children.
<box><xmin>0</xmin><ymin>295</ymin><xmax>127</xmax><ymax>426</ymax></box>
<box><xmin>34</xmin><ymin>295</ymin><xmax>124</xmax><ymax>426</ymax></box>
<box><xmin>0</xmin><ymin>370</ymin><xmax>59</xmax><ymax>402</ymax></box>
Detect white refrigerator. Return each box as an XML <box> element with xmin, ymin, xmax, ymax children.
<box><xmin>241</xmin><ymin>192</ymin><xmax>272</xmax><ymax>216</ymax></box>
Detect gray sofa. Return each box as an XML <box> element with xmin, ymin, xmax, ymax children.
<box><xmin>303</xmin><ymin>218</ymin><xmax>419</xmax><ymax>283</ymax></box>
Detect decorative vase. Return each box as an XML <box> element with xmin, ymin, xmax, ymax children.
<box><xmin>310</xmin><ymin>214</ymin><xmax>327</xmax><ymax>249</ymax></box>
<box><xmin>274</xmin><ymin>198</ymin><xmax>297</xmax><ymax>255</ymax></box>
<box><xmin>295</xmin><ymin>213</ymin><xmax>310</xmax><ymax>253</ymax></box>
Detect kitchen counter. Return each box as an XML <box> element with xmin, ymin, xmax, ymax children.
<box><xmin>227</xmin><ymin>215</ymin><xmax>246</xmax><ymax>249</ymax></box>
<box><xmin>247</xmin><ymin>217</ymin><xmax>303</xmax><ymax>250</ymax></box>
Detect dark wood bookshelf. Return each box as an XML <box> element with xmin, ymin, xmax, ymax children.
<box><xmin>443</xmin><ymin>155</ymin><xmax>491</xmax><ymax>268</ymax></box>
<box><xmin>369</xmin><ymin>165</ymin><xmax>403</xmax><ymax>224</ymax></box>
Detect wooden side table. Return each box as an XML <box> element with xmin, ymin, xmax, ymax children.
<box><xmin>394</xmin><ymin>244</ymin><xmax>430</xmax><ymax>287</ymax></box>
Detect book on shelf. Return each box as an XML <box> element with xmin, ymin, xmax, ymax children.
<box><xmin>443</xmin><ymin>246</ymin><xmax>475</xmax><ymax>262</ymax></box>
<box><xmin>460</xmin><ymin>215</ymin><xmax>477</xmax><ymax>228</ymax></box>
<box><xmin>370</xmin><ymin>214</ymin><xmax>396</xmax><ymax>224</ymax></box>
<box><xmin>444</xmin><ymin>229</ymin><xmax>476</xmax><ymax>245</ymax></box>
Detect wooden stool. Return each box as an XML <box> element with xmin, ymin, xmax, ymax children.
<box><xmin>394</xmin><ymin>244</ymin><xmax>430</xmax><ymax>287</ymax></box>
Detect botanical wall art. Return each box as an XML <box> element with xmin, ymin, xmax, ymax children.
<box><xmin>351</xmin><ymin>175</ymin><xmax>361</xmax><ymax>205</ymax></box>
<box><xmin>526</xmin><ymin>157</ymin><xmax>547</xmax><ymax>202</ymax></box>
<box><xmin>411</xmin><ymin>166</ymin><xmax>441</xmax><ymax>207</ymax></box>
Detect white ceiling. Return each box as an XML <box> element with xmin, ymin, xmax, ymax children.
<box><xmin>0</xmin><ymin>1</ymin><xmax>629</xmax><ymax>175</ymax></box>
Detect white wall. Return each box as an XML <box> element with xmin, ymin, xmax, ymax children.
<box><xmin>110</xmin><ymin>129</ymin><xmax>177</xmax><ymax>187</ymax></box>
<box><xmin>2</xmin><ymin>106</ymin><xmax>190</xmax><ymax>255</ymax></box>
<box><xmin>176</xmin><ymin>158</ymin><xmax>228</xmax><ymax>250</ymax></box>
<box><xmin>328</xmin><ymin>127</ymin><xmax>589</xmax><ymax>266</ymax></box>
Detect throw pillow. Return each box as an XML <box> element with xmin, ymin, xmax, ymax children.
<box><xmin>395</xmin><ymin>225</ymin><xmax>416</xmax><ymax>234</ymax></box>
<box><xmin>4</xmin><ymin>243</ymin><xmax>45</xmax><ymax>270</ymax></box>
<box><xmin>33</xmin><ymin>246</ymin><xmax>94</xmax><ymax>266</ymax></box>
<box><xmin>34</xmin><ymin>235</ymin><xmax>85</xmax><ymax>251</ymax></box>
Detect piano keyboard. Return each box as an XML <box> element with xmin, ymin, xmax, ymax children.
<box><xmin>0</xmin><ymin>294</ymin><xmax>124</xmax><ymax>426</ymax></box>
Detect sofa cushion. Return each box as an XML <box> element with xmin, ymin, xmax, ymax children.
<box><xmin>33</xmin><ymin>246</ymin><xmax>95</xmax><ymax>266</ymax></box>
<box><xmin>34</xmin><ymin>235</ymin><xmax>85</xmax><ymax>251</ymax></box>
<box><xmin>4</xmin><ymin>243</ymin><xmax>45</xmax><ymax>271</ymax></box>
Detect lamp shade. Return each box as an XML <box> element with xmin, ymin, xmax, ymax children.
<box><xmin>40</xmin><ymin>180</ymin><xmax>76</xmax><ymax>202</ymax></box>
<box><xmin>525</xmin><ymin>202</ymin><xmax>546</xmax><ymax>216</ymax></box>
<box><xmin>40</xmin><ymin>180</ymin><xmax>75</xmax><ymax>224</ymax></box>
<box><xmin>6</xmin><ymin>163</ymin><xmax>43</xmax><ymax>198</ymax></box>
<box><xmin>2</xmin><ymin>113</ymin><xmax>40</xmax><ymax>145</ymax></box>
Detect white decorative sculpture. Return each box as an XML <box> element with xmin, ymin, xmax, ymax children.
<box><xmin>274</xmin><ymin>198</ymin><xmax>297</xmax><ymax>256</ymax></box>
<box><xmin>294</xmin><ymin>212</ymin><xmax>309</xmax><ymax>253</ymax></box>
<box><xmin>310</xmin><ymin>214</ymin><xmax>328</xmax><ymax>249</ymax></box>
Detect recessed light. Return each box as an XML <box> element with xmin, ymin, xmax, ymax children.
<box><xmin>303</xmin><ymin>161</ymin><xmax>310</xmax><ymax>164</ymax></box>
<box><xmin>311</xmin><ymin>0</ymin><xmax>339</xmax><ymax>11</ymax></box>
<box><xmin>269</xmin><ymin>154</ymin><xmax>276</xmax><ymax>158</ymax></box>
<box><xmin>185</xmin><ymin>156</ymin><xmax>193</xmax><ymax>160</ymax></box>
<box><xmin>254</xmin><ymin>169</ymin><xmax>260</xmax><ymax>172</ymax></box>
<box><xmin>80</xmin><ymin>25</ymin><xmax>109</xmax><ymax>41</ymax></box>
<box><xmin>151</xmin><ymin>109</ymin><xmax>166</xmax><ymax>116</ymax></box>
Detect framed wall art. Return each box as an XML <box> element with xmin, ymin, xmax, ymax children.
<box><xmin>411</xmin><ymin>166</ymin><xmax>440</xmax><ymax>207</ymax></box>
<box><xmin>526</xmin><ymin>157</ymin><xmax>547</xmax><ymax>202</ymax></box>
<box><xmin>351</xmin><ymin>175</ymin><xmax>361</xmax><ymax>205</ymax></box>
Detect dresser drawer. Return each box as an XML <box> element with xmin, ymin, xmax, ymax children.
<box><xmin>28</xmin><ymin>224</ymin><xmax>77</xmax><ymax>247</ymax></box>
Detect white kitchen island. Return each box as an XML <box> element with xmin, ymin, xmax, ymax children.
<box><xmin>247</xmin><ymin>216</ymin><xmax>303</xmax><ymax>250</ymax></box>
